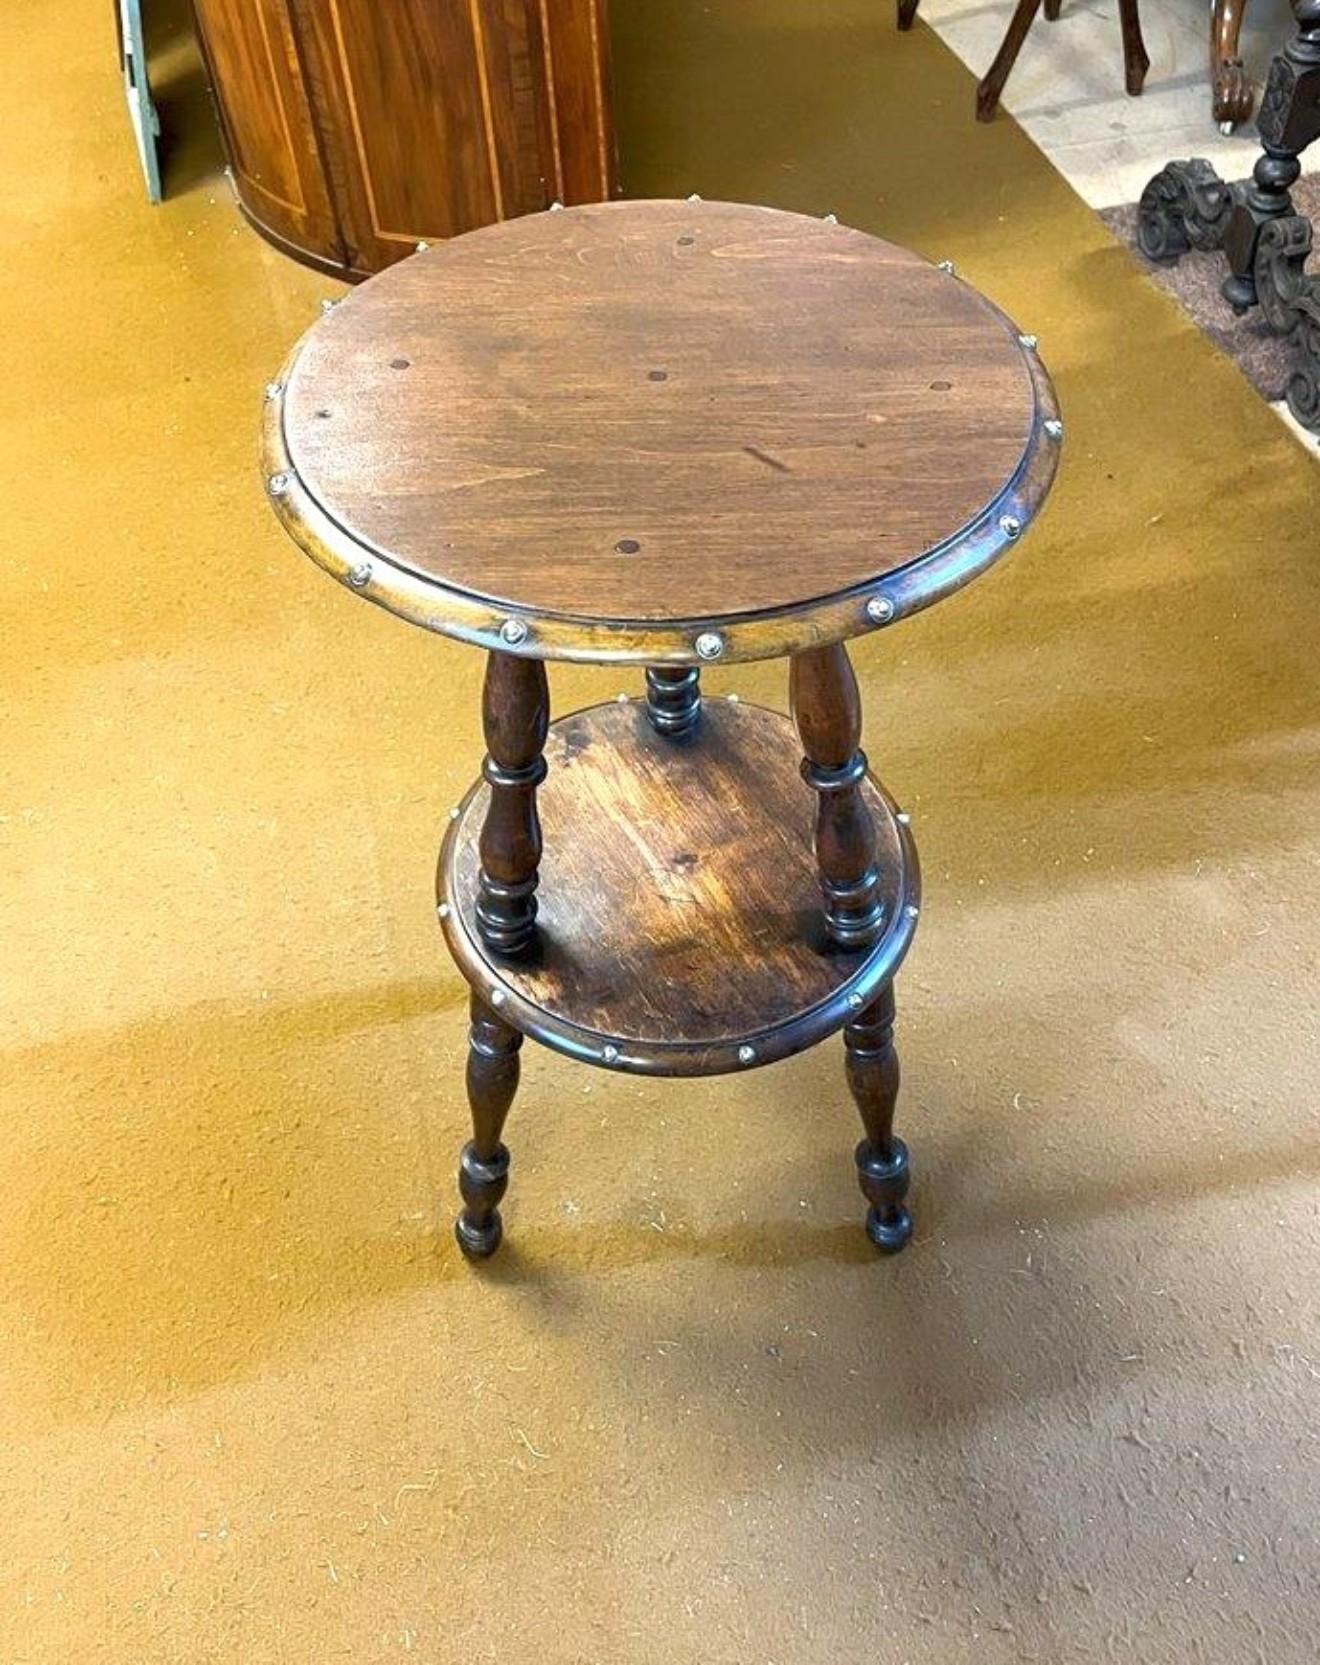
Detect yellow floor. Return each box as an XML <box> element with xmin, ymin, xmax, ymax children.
<box><xmin>4</xmin><ymin>0</ymin><xmax>1320</xmax><ymax>1660</ymax></box>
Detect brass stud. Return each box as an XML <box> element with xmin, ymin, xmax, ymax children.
<box><xmin>348</xmin><ymin>563</ymin><xmax>372</xmax><ymax>588</ymax></box>
<box><xmin>937</xmin><ymin>260</ymin><xmax>956</xmax><ymax>274</ymax></box>
<box><xmin>695</xmin><ymin>631</ymin><xmax>724</xmax><ymax>660</ymax></box>
<box><xmin>264</xmin><ymin>381</ymin><xmax>283</xmax><ymax>402</ymax></box>
<box><xmin>737</xmin><ymin>1044</ymin><xmax>756</xmax><ymax>1065</ymax></box>
<box><xmin>490</xmin><ymin>987</ymin><xmax>507</xmax><ymax>1007</ymax></box>
<box><xmin>1019</xmin><ymin>333</ymin><xmax>1038</xmax><ymax>350</ymax></box>
<box><xmin>999</xmin><ymin>514</ymin><xmax>1022</xmax><ymax>539</ymax></box>
<box><xmin>866</xmin><ymin>594</ymin><xmax>895</xmax><ymax>624</ymax></box>
<box><xmin>499</xmin><ymin>618</ymin><xmax>528</xmax><ymax>646</ymax></box>
<box><xmin>602</xmin><ymin>1043</ymin><xmax>620</xmax><ymax>1064</ymax></box>
<box><xmin>267</xmin><ymin>472</ymin><xmax>289</xmax><ymax>496</ymax></box>
<box><xmin>1045</xmin><ymin>418</ymin><xmax>1064</xmax><ymax>441</ymax></box>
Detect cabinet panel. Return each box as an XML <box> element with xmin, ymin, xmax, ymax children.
<box><xmin>196</xmin><ymin>0</ymin><xmax>617</xmax><ymax>279</ymax></box>
<box><xmin>193</xmin><ymin>0</ymin><xmax>343</xmax><ymax>268</ymax></box>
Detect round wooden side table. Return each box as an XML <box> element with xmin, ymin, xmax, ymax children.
<box><xmin>262</xmin><ymin>199</ymin><xmax>1061</xmax><ymax>1259</ymax></box>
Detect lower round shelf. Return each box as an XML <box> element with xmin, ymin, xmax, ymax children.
<box><xmin>437</xmin><ymin>698</ymin><xmax>920</xmax><ymax>1076</ymax></box>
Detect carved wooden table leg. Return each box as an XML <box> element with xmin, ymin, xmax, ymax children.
<box><xmin>845</xmin><ymin>983</ymin><xmax>912</xmax><ymax>1253</ymax></box>
<box><xmin>645</xmin><ymin>666</ymin><xmax>702</xmax><ymax>736</ymax></box>
<box><xmin>455</xmin><ymin>991</ymin><xmax>523</xmax><ymax>1258</ymax></box>
<box><xmin>475</xmin><ymin>650</ymin><xmax>550</xmax><ymax>957</ymax></box>
<box><xmin>790</xmin><ymin>642</ymin><xmax>885</xmax><ymax>951</ymax></box>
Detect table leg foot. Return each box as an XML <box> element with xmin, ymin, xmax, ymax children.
<box><xmin>845</xmin><ymin>984</ymin><xmax>913</xmax><ymax>1254</ymax></box>
<box><xmin>454</xmin><ymin>992</ymin><xmax>522</xmax><ymax>1259</ymax></box>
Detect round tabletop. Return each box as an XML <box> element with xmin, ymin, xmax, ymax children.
<box><xmin>264</xmin><ymin>199</ymin><xmax>1060</xmax><ymax>664</ymax></box>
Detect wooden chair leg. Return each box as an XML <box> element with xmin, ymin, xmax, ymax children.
<box><xmin>1210</xmin><ymin>0</ymin><xmax>1252</xmax><ymax>126</ymax></box>
<box><xmin>897</xmin><ymin>0</ymin><xmax>920</xmax><ymax>30</ymax></box>
<box><xmin>845</xmin><ymin>983</ymin><xmax>912</xmax><ymax>1253</ymax></box>
<box><xmin>976</xmin><ymin>0</ymin><xmax>1046</xmax><ymax>121</ymax></box>
<box><xmin>1044</xmin><ymin>0</ymin><xmax>1062</xmax><ymax>20</ymax></box>
<box><xmin>1119</xmin><ymin>0</ymin><xmax>1150</xmax><ymax>96</ymax></box>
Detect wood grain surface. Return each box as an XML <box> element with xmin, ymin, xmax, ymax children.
<box><xmin>437</xmin><ymin>699</ymin><xmax>919</xmax><ymax>1073</ymax></box>
<box><xmin>282</xmin><ymin>199</ymin><xmax>1042</xmax><ymax>622</ymax></box>
<box><xmin>194</xmin><ymin>0</ymin><xmax>616</xmax><ymax>279</ymax></box>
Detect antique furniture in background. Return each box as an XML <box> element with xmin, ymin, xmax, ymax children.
<box><xmin>898</xmin><ymin>0</ymin><xmax>1148</xmax><ymax>123</ymax></box>
<box><xmin>1212</xmin><ymin>0</ymin><xmax>1255</xmax><ymax>129</ymax></box>
<box><xmin>191</xmin><ymin>0</ymin><xmax>617</xmax><ymax>279</ymax></box>
<box><xmin>1139</xmin><ymin>0</ymin><xmax>1320</xmax><ymax>428</ymax></box>
<box><xmin>262</xmin><ymin>199</ymin><xmax>1061</xmax><ymax>1257</ymax></box>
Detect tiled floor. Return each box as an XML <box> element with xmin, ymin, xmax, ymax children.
<box><xmin>915</xmin><ymin>0</ymin><xmax>1301</xmax><ymax>207</ymax></box>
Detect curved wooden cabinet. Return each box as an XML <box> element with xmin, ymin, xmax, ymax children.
<box><xmin>193</xmin><ymin>0</ymin><xmax>617</xmax><ymax>279</ymax></box>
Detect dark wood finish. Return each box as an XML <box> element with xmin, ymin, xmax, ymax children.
<box><xmin>1119</xmin><ymin>0</ymin><xmax>1151</xmax><ymax>97</ymax></box>
<box><xmin>898</xmin><ymin>0</ymin><xmax>1146</xmax><ymax>122</ymax></box>
<box><xmin>476</xmin><ymin>650</ymin><xmax>549</xmax><ymax>957</ymax></box>
<box><xmin>193</xmin><ymin>0</ymin><xmax>344</xmax><ymax>268</ymax></box>
<box><xmin>644</xmin><ymin>667</ymin><xmax>701</xmax><ymax>736</ymax></box>
<box><xmin>790</xmin><ymin>644</ymin><xmax>884</xmax><ymax>951</ymax></box>
<box><xmin>1138</xmin><ymin>0</ymin><xmax>1320</xmax><ymax>429</ymax></box>
<box><xmin>438</xmin><ymin>700</ymin><xmax>917</xmax><ymax>1073</ymax></box>
<box><xmin>192</xmin><ymin>0</ymin><xmax>617</xmax><ymax>280</ymax></box>
<box><xmin>844</xmin><ymin>984</ymin><xmax>913</xmax><ymax>1254</ymax></box>
<box><xmin>1212</xmin><ymin>0</ymin><xmax>1254</xmax><ymax>127</ymax></box>
<box><xmin>456</xmin><ymin>991</ymin><xmax>523</xmax><ymax>1258</ymax></box>
<box><xmin>281</xmin><ymin>201</ymin><xmax>1039</xmax><ymax>623</ymax></box>
<box><xmin>974</xmin><ymin>0</ymin><xmax>1146</xmax><ymax>120</ymax></box>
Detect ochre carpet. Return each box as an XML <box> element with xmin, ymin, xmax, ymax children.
<box><xmin>4</xmin><ymin>1</ymin><xmax>1319</xmax><ymax>1661</ymax></box>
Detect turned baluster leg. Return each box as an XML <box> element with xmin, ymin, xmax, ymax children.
<box><xmin>790</xmin><ymin>642</ymin><xmax>884</xmax><ymax>951</ymax></box>
<box><xmin>645</xmin><ymin>665</ymin><xmax>702</xmax><ymax>736</ymax></box>
<box><xmin>455</xmin><ymin>991</ymin><xmax>523</xmax><ymax>1258</ymax></box>
<box><xmin>845</xmin><ymin>983</ymin><xmax>912</xmax><ymax>1253</ymax></box>
<box><xmin>475</xmin><ymin>650</ymin><xmax>549</xmax><ymax>958</ymax></box>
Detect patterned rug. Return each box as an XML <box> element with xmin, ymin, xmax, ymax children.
<box><xmin>1102</xmin><ymin>175</ymin><xmax>1320</xmax><ymax>405</ymax></box>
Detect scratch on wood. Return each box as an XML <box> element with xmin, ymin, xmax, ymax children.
<box><xmin>743</xmin><ymin>444</ymin><xmax>791</xmax><ymax>473</ymax></box>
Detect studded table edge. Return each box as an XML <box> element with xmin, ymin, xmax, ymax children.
<box><xmin>260</xmin><ymin>334</ymin><xmax>1062</xmax><ymax>667</ymax></box>
<box><xmin>433</xmin><ymin>706</ymin><xmax>923</xmax><ymax>1079</ymax></box>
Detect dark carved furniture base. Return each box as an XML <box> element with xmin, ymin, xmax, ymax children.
<box><xmin>1137</xmin><ymin>1</ymin><xmax>1320</xmax><ymax>432</ymax></box>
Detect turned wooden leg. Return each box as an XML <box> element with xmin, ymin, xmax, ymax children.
<box><xmin>845</xmin><ymin>983</ymin><xmax>912</xmax><ymax>1254</ymax></box>
<box><xmin>790</xmin><ymin>642</ymin><xmax>884</xmax><ymax>951</ymax></box>
<box><xmin>645</xmin><ymin>666</ymin><xmax>701</xmax><ymax>736</ymax></box>
<box><xmin>1044</xmin><ymin>0</ymin><xmax>1062</xmax><ymax>22</ymax></box>
<box><xmin>976</xmin><ymin>0</ymin><xmax>1045</xmax><ymax>120</ymax></box>
<box><xmin>1119</xmin><ymin>0</ymin><xmax>1150</xmax><ymax>96</ymax></box>
<box><xmin>476</xmin><ymin>650</ymin><xmax>549</xmax><ymax>958</ymax></box>
<box><xmin>897</xmin><ymin>0</ymin><xmax>920</xmax><ymax>30</ymax></box>
<box><xmin>455</xmin><ymin>991</ymin><xmax>523</xmax><ymax>1258</ymax></box>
